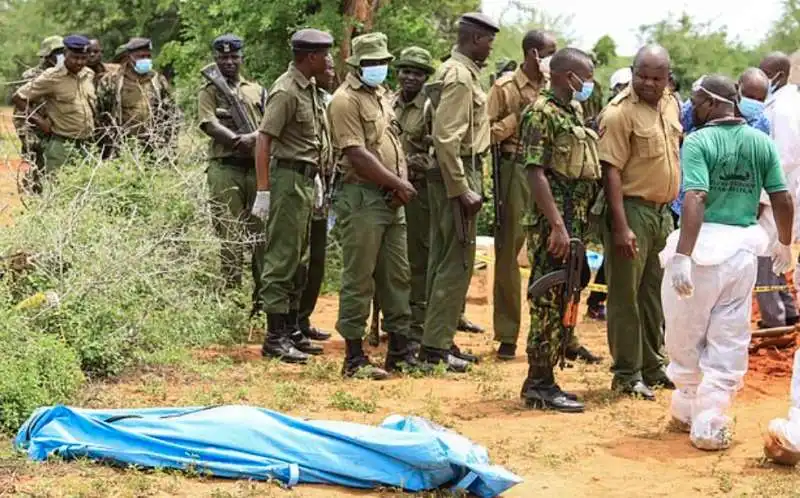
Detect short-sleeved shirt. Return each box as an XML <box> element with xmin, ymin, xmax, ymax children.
<box><xmin>487</xmin><ymin>67</ymin><xmax>545</xmax><ymax>154</ymax></box>
<box><xmin>258</xmin><ymin>63</ymin><xmax>326</xmax><ymax>165</ymax></box>
<box><xmin>198</xmin><ymin>78</ymin><xmax>265</xmax><ymax>159</ymax></box>
<box><xmin>329</xmin><ymin>72</ymin><xmax>405</xmax><ymax>184</ymax></box>
<box><xmin>597</xmin><ymin>86</ymin><xmax>682</xmax><ymax>203</ymax></box>
<box><xmin>682</xmin><ymin>122</ymin><xmax>787</xmax><ymax>227</ymax></box>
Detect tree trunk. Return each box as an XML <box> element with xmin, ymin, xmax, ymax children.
<box><xmin>338</xmin><ymin>0</ymin><xmax>384</xmax><ymax>78</ymax></box>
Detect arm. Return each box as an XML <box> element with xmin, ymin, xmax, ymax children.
<box><xmin>598</xmin><ymin>106</ymin><xmax>636</xmax><ymax>258</ymax></box>
<box><xmin>771</xmin><ymin>191</ymin><xmax>795</xmax><ymax>245</ymax></box>
<box><xmin>256</xmin><ymin>89</ymin><xmax>295</xmax><ymax>192</ymax></box>
<box><xmin>13</xmin><ymin>75</ymin><xmax>53</xmax><ymax>135</ymax></box>
<box><xmin>255</xmin><ymin>133</ymin><xmax>272</xmax><ymax>191</ymax></box>
<box><xmin>432</xmin><ymin>75</ymin><xmax>471</xmax><ymax>198</ymax></box>
<box><xmin>487</xmin><ymin>82</ymin><xmax>516</xmax><ymax>144</ymax></box>
<box><xmin>197</xmin><ymin>87</ymin><xmax>239</xmax><ymax>149</ymax></box>
<box><xmin>675</xmin><ymin>191</ymin><xmax>705</xmax><ymax>256</ymax></box>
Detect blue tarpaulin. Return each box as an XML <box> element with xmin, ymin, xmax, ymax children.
<box><xmin>15</xmin><ymin>405</ymin><xmax>521</xmax><ymax>497</ymax></box>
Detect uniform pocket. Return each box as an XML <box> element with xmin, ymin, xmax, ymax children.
<box><xmin>632</xmin><ymin>127</ymin><xmax>665</xmax><ymax>158</ymax></box>
<box><xmin>360</xmin><ymin>108</ymin><xmax>382</xmax><ymax>149</ymax></box>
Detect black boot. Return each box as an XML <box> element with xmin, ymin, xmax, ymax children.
<box><xmin>419</xmin><ymin>346</ymin><xmax>470</xmax><ymax>373</ymax></box>
<box><xmin>521</xmin><ymin>357</ymin><xmax>584</xmax><ymax>413</ymax></box>
<box><xmin>457</xmin><ymin>316</ymin><xmax>485</xmax><ymax>334</ymax></box>
<box><xmin>342</xmin><ymin>339</ymin><xmax>389</xmax><ymax>380</ymax></box>
<box><xmin>565</xmin><ymin>345</ymin><xmax>603</xmax><ymax>364</ymax></box>
<box><xmin>450</xmin><ymin>344</ymin><xmax>479</xmax><ymax>364</ymax></box>
<box><xmin>385</xmin><ymin>333</ymin><xmax>421</xmax><ymax>373</ymax></box>
<box><xmin>286</xmin><ymin>311</ymin><xmax>324</xmax><ymax>355</ymax></box>
<box><xmin>302</xmin><ymin>326</ymin><xmax>332</xmax><ymax>342</ymax></box>
<box><xmin>262</xmin><ymin>313</ymin><xmax>309</xmax><ymax>364</ymax></box>
<box><xmin>496</xmin><ymin>343</ymin><xmax>517</xmax><ymax>361</ymax></box>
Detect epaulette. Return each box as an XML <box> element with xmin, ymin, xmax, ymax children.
<box><xmin>607</xmin><ymin>86</ymin><xmax>631</xmax><ymax>107</ymax></box>
<box><xmin>494</xmin><ymin>72</ymin><xmax>514</xmax><ymax>87</ymax></box>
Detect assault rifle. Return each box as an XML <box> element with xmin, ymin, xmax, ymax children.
<box><xmin>200</xmin><ymin>63</ymin><xmax>255</xmax><ymax>134</ymax></box>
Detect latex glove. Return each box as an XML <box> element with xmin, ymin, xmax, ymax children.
<box><xmin>670</xmin><ymin>253</ymin><xmax>694</xmax><ymax>298</ymax></box>
<box><xmin>251</xmin><ymin>191</ymin><xmax>271</xmax><ymax>220</ymax></box>
<box><xmin>313</xmin><ymin>174</ymin><xmax>324</xmax><ymax>209</ymax></box>
<box><xmin>772</xmin><ymin>243</ymin><xmax>793</xmax><ymax>276</ymax></box>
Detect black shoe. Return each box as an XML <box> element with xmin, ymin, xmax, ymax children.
<box><xmin>419</xmin><ymin>346</ymin><xmax>470</xmax><ymax>373</ymax></box>
<box><xmin>342</xmin><ymin>339</ymin><xmax>389</xmax><ymax>380</ymax></box>
<box><xmin>554</xmin><ymin>384</ymin><xmax>579</xmax><ymax>402</ymax></box>
<box><xmin>521</xmin><ymin>358</ymin><xmax>584</xmax><ymax>412</ymax></box>
<box><xmin>302</xmin><ymin>326</ymin><xmax>332</xmax><ymax>342</ymax></box>
<box><xmin>457</xmin><ymin>316</ymin><xmax>485</xmax><ymax>334</ymax></box>
<box><xmin>408</xmin><ymin>339</ymin><xmax>421</xmax><ymax>356</ymax></box>
<box><xmin>614</xmin><ymin>380</ymin><xmax>656</xmax><ymax>401</ymax></box>
<box><xmin>496</xmin><ymin>343</ymin><xmax>517</xmax><ymax>361</ymax></box>
<box><xmin>384</xmin><ymin>333</ymin><xmax>421</xmax><ymax>373</ymax></box>
<box><xmin>565</xmin><ymin>345</ymin><xmax>602</xmax><ymax>364</ymax></box>
<box><xmin>289</xmin><ymin>330</ymin><xmax>324</xmax><ymax>356</ymax></box>
<box><xmin>261</xmin><ymin>314</ymin><xmax>309</xmax><ymax>364</ymax></box>
<box><xmin>646</xmin><ymin>377</ymin><xmax>676</xmax><ymax>390</ymax></box>
<box><xmin>450</xmin><ymin>344</ymin><xmax>479</xmax><ymax>364</ymax></box>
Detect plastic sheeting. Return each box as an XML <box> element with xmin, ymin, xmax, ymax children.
<box><xmin>15</xmin><ymin>405</ymin><xmax>521</xmax><ymax>497</ymax></box>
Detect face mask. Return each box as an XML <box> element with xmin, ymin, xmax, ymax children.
<box><xmin>55</xmin><ymin>54</ymin><xmax>65</xmax><ymax>67</ymax></box>
<box><xmin>737</xmin><ymin>94</ymin><xmax>765</xmax><ymax>120</ymax></box>
<box><xmin>573</xmin><ymin>79</ymin><xmax>595</xmax><ymax>102</ymax></box>
<box><xmin>768</xmin><ymin>74</ymin><xmax>782</xmax><ymax>97</ymax></box>
<box><xmin>133</xmin><ymin>58</ymin><xmax>152</xmax><ymax>75</ymax></box>
<box><xmin>361</xmin><ymin>65</ymin><xmax>388</xmax><ymax>87</ymax></box>
<box><xmin>539</xmin><ymin>56</ymin><xmax>551</xmax><ymax>74</ymax></box>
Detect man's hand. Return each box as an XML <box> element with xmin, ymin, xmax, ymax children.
<box><xmin>458</xmin><ymin>189</ymin><xmax>483</xmax><ymax>217</ymax></box>
<box><xmin>547</xmin><ymin>226</ymin><xmax>571</xmax><ymax>262</ymax></box>
<box><xmin>251</xmin><ymin>191</ymin><xmax>271</xmax><ymax>220</ymax></box>
<box><xmin>38</xmin><ymin>119</ymin><xmax>52</xmax><ymax>135</ymax></box>
<box><xmin>670</xmin><ymin>254</ymin><xmax>694</xmax><ymax>298</ymax></box>
<box><xmin>772</xmin><ymin>243</ymin><xmax>793</xmax><ymax>276</ymax></box>
<box><xmin>391</xmin><ymin>179</ymin><xmax>418</xmax><ymax>206</ymax></box>
<box><xmin>235</xmin><ymin>132</ymin><xmax>258</xmax><ymax>154</ymax></box>
<box><xmin>613</xmin><ymin>226</ymin><xmax>638</xmax><ymax>259</ymax></box>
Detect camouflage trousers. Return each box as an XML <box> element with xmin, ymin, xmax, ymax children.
<box><xmin>526</xmin><ymin>177</ymin><xmax>595</xmax><ymax>368</ymax></box>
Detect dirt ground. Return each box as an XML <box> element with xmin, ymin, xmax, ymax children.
<box><xmin>2</xmin><ymin>107</ymin><xmax>800</xmax><ymax>497</ymax></box>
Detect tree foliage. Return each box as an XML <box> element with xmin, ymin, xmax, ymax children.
<box><xmin>592</xmin><ymin>35</ymin><xmax>616</xmax><ymax>67</ymax></box>
<box><xmin>763</xmin><ymin>0</ymin><xmax>800</xmax><ymax>54</ymax></box>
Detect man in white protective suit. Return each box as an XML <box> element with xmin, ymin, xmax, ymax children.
<box><xmin>660</xmin><ymin>75</ymin><xmax>795</xmax><ymax>451</ymax></box>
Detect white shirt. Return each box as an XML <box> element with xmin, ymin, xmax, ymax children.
<box><xmin>765</xmin><ymin>84</ymin><xmax>800</xmax><ymax>181</ymax></box>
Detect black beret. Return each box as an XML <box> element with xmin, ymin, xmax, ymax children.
<box><xmin>459</xmin><ymin>12</ymin><xmax>500</xmax><ymax>33</ymax></box>
<box><xmin>125</xmin><ymin>37</ymin><xmax>153</xmax><ymax>53</ymax></box>
<box><xmin>291</xmin><ymin>28</ymin><xmax>334</xmax><ymax>52</ymax></box>
<box><xmin>213</xmin><ymin>34</ymin><xmax>243</xmax><ymax>53</ymax></box>
<box><xmin>63</xmin><ymin>34</ymin><xmax>90</xmax><ymax>53</ymax></box>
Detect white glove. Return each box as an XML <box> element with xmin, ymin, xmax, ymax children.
<box><xmin>772</xmin><ymin>243</ymin><xmax>793</xmax><ymax>276</ymax></box>
<box><xmin>251</xmin><ymin>191</ymin><xmax>271</xmax><ymax>220</ymax></box>
<box><xmin>670</xmin><ymin>253</ymin><xmax>694</xmax><ymax>298</ymax></box>
<box><xmin>313</xmin><ymin>174</ymin><xmax>324</xmax><ymax>210</ymax></box>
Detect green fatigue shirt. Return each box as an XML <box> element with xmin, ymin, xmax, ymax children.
<box><xmin>580</xmin><ymin>78</ymin><xmax>604</xmax><ymax>124</ymax></box>
<box><xmin>393</xmin><ymin>89</ymin><xmax>434</xmax><ymax>181</ymax></box>
<box><xmin>198</xmin><ymin>77</ymin><xmax>266</xmax><ymax>159</ymax></box>
<box><xmin>329</xmin><ymin>72</ymin><xmax>406</xmax><ymax>184</ymax></box>
<box><xmin>15</xmin><ymin>65</ymin><xmax>95</xmax><ymax>140</ymax></box>
<box><xmin>92</xmin><ymin>62</ymin><xmax>120</xmax><ymax>85</ymax></box>
<box><xmin>429</xmin><ymin>48</ymin><xmax>490</xmax><ymax>198</ymax></box>
<box><xmin>12</xmin><ymin>63</ymin><xmax>48</xmax><ymax>141</ymax></box>
<box><xmin>487</xmin><ymin>67</ymin><xmax>546</xmax><ymax>154</ymax></box>
<box><xmin>259</xmin><ymin>63</ymin><xmax>326</xmax><ymax>165</ymax></box>
<box><xmin>95</xmin><ymin>65</ymin><xmax>175</xmax><ymax>139</ymax></box>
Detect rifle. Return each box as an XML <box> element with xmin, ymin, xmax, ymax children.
<box><xmin>200</xmin><ymin>63</ymin><xmax>255</xmax><ymax>134</ymax></box>
<box><xmin>491</xmin><ymin>143</ymin><xmax>503</xmax><ymax>249</ymax></box>
<box><xmin>452</xmin><ymin>198</ymin><xmax>470</xmax><ymax>270</ymax></box>
<box><xmin>527</xmin><ymin>238</ymin><xmax>586</xmax><ymax>369</ymax></box>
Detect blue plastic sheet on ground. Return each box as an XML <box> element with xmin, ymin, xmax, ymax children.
<box><xmin>15</xmin><ymin>405</ymin><xmax>521</xmax><ymax>497</ymax></box>
<box><xmin>587</xmin><ymin>250</ymin><xmax>603</xmax><ymax>271</ymax></box>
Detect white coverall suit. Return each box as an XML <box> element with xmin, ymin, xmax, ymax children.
<box><xmin>767</xmin><ymin>350</ymin><xmax>800</xmax><ymax>459</ymax></box>
<box><xmin>661</xmin><ymin>223</ymin><xmax>769</xmax><ymax>450</ymax></box>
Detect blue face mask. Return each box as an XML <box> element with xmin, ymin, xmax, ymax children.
<box><xmin>737</xmin><ymin>94</ymin><xmax>765</xmax><ymax>120</ymax></box>
<box><xmin>133</xmin><ymin>58</ymin><xmax>152</xmax><ymax>75</ymax></box>
<box><xmin>574</xmin><ymin>80</ymin><xmax>595</xmax><ymax>102</ymax></box>
<box><xmin>361</xmin><ymin>65</ymin><xmax>388</xmax><ymax>87</ymax></box>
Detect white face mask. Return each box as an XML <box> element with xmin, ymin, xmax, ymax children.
<box><xmin>539</xmin><ymin>56</ymin><xmax>552</xmax><ymax>74</ymax></box>
<box><xmin>55</xmin><ymin>53</ymin><xmax>65</xmax><ymax>67</ymax></box>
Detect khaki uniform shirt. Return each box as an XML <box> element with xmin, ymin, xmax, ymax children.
<box><xmin>259</xmin><ymin>63</ymin><xmax>326</xmax><ymax>165</ymax></box>
<box><xmin>95</xmin><ymin>66</ymin><xmax>173</xmax><ymax>137</ymax></box>
<box><xmin>431</xmin><ymin>48</ymin><xmax>490</xmax><ymax>198</ymax></box>
<box><xmin>393</xmin><ymin>90</ymin><xmax>433</xmax><ymax>181</ymax></box>
<box><xmin>198</xmin><ymin>78</ymin><xmax>265</xmax><ymax>159</ymax></box>
<box><xmin>487</xmin><ymin>67</ymin><xmax>545</xmax><ymax>154</ymax></box>
<box><xmin>15</xmin><ymin>65</ymin><xmax>95</xmax><ymax>140</ymax></box>
<box><xmin>597</xmin><ymin>86</ymin><xmax>682</xmax><ymax>204</ymax></box>
<box><xmin>329</xmin><ymin>72</ymin><xmax>405</xmax><ymax>184</ymax></box>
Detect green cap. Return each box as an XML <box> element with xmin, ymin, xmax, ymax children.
<box><xmin>38</xmin><ymin>36</ymin><xmax>64</xmax><ymax>57</ymax></box>
<box><xmin>112</xmin><ymin>44</ymin><xmax>127</xmax><ymax>62</ymax></box>
<box><xmin>395</xmin><ymin>46</ymin><xmax>434</xmax><ymax>74</ymax></box>
<box><xmin>346</xmin><ymin>32</ymin><xmax>393</xmax><ymax>67</ymax></box>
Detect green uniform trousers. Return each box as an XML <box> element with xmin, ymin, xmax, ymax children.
<box><xmin>405</xmin><ymin>177</ymin><xmax>430</xmax><ymax>342</ymax></box>
<box><xmin>334</xmin><ymin>183</ymin><xmax>412</xmax><ymax>340</ymax></box>
<box><xmin>259</xmin><ymin>162</ymin><xmax>314</xmax><ymax>314</ymax></box>
<box><xmin>206</xmin><ymin>158</ymin><xmax>266</xmax><ymax>307</ymax></box>
<box><xmin>34</xmin><ymin>135</ymin><xmax>85</xmax><ymax>189</ymax></box>
<box><xmin>422</xmin><ymin>164</ymin><xmax>482</xmax><ymax>351</ymax></box>
<box><xmin>299</xmin><ymin>216</ymin><xmax>328</xmax><ymax>330</ymax></box>
<box><xmin>493</xmin><ymin>156</ymin><xmax>531</xmax><ymax>344</ymax></box>
<box><xmin>603</xmin><ymin>197</ymin><xmax>672</xmax><ymax>386</ymax></box>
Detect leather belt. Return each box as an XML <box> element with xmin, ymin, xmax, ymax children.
<box><xmin>273</xmin><ymin>158</ymin><xmax>318</xmax><ymax>179</ymax></box>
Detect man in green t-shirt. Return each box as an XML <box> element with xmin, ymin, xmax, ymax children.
<box><xmin>660</xmin><ymin>75</ymin><xmax>795</xmax><ymax>451</ymax></box>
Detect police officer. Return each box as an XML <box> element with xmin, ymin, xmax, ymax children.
<box><xmin>13</xmin><ymin>35</ymin><xmax>94</xmax><ymax>184</ymax></box>
<box><xmin>87</xmin><ymin>38</ymin><xmax>118</xmax><ymax>84</ymax></box>
<box><xmin>95</xmin><ymin>37</ymin><xmax>177</xmax><ymax>157</ymax></box>
<box><xmin>487</xmin><ymin>29</ymin><xmax>554</xmax><ymax>361</ymax></box>
<box><xmin>12</xmin><ymin>35</ymin><xmax>64</xmax><ymax>193</ymax></box>
<box><xmin>392</xmin><ymin>46</ymin><xmax>435</xmax><ymax>350</ymax></box>
<box><xmin>198</xmin><ymin>34</ymin><xmax>267</xmax><ymax>315</ymax></box>
<box><xmin>328</xmin><ymin>32</ymin><xmax>419</xmax><ymax>379</ymax></box>
<box><xmin>518</xmin><ymin>47</ymin><xmax>600</xmax><ymax>413</ymax></box>
<box><xmin>420</xmin><ymin>13</ymin><xmax>498</xmax><ymax>372</ymax></box>
<box><xmin>251</xmin><ymin>29</ymin><xmax>334</xmax><ymax>364</ymax></box>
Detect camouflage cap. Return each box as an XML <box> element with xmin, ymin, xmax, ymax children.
<box><xmin>38</xmin><ymin>36</ymin><xmax>64</xmax><ymax>57</ymax></box>
<box><xmin>346</xmin><ymin>32</ymin><xmax>393</xmax><ymax>67</ymax></box>
<box><xmin>395</xmin><ymin>46</ymin><xmax>434</xmax><ymax>74</ymax></box>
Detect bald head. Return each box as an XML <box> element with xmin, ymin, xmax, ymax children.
<box><xmin>760</xmin><ymin>51</ymin><xmax>791</xmax><ymax>89</ymax></box>
<box><xmin>521</xmin><ymin>30</ymin><xmax>556</xmax><ymax>58</ymax></box>
<box><xmin>739</xmin><ymin>67</ymin><xmax>769</xmax><ymax>102</ymax></box>
<box><xmin>701</xmin><ymin>74</ymin><xmax>737</xmax><ymax>102</ymax></box>
<box><xmin>632</xmin><ymin>44</ymin><xmax>671</xmax><ymax>106</ymax></box>
<box><xmin>633</xmin><ymin>45</ymin><xmax>670</xmax><ymax>71</ymax></box>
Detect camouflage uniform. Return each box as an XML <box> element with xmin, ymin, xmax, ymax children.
<box><xmin>520</xmin><ymin>89</ymin><xmax>599</xmax><ymax>372</ymax></box>
<box><xmin>13</xmin><ymin>64</ymin><xmax>48</xmax><ymax>168</ymax></box>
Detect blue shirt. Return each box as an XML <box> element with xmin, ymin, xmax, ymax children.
<box><xmin>671</xmin><ymin>100</ymin><xmax>772</xmax><ymax>215</ymax></box>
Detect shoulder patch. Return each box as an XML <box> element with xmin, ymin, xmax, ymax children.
<box><xmin>495</xmin><ymin>73</ymin><xmax>514</xmax><ymax>87</ymax></box>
